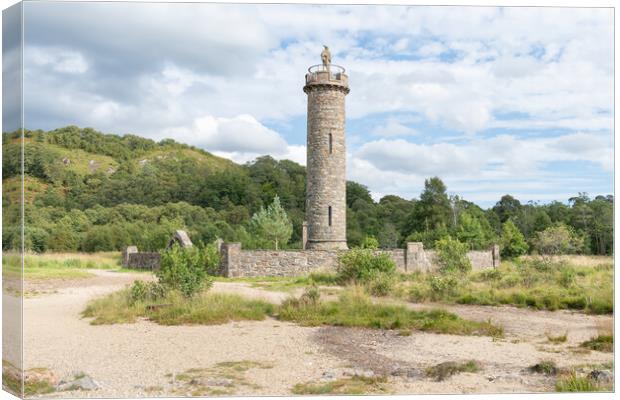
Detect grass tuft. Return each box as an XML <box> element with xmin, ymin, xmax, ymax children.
<box><xmin>528</xmin><ymin>360</ymin><xmax>559</xmax><ymax>375</ymax></box>
<box><xmin>580</xmin><ymin>335</ymin><xmax>613</xmax><ymax>352</ymax></box>
<box><xmin>292</xmin><ymin>376</ymin><xmax>389</xmax><ymax>395</ymax></box>
<box><xmin>425</xmin><ymin>360</ymin><xmax>480</xmax><ymax>381</ymax></box>
<box><xmin>546</xmin><ymin>332</ymin><xmax>568</xmax><ymax>344</ymax></box>
<box><xmin>555</xmin><ymin>373</ymin><xmax>604</xmax><ymax>392</ymax></box>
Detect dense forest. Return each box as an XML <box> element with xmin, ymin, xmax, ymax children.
<box><xmin>2</xmin><ymin>126</ymin><xmax>613</xmax><ymax>255</ymax></box>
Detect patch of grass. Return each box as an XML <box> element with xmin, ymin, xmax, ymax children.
<box><xmin>278</xmin><ymin>287</ymin><xmax>503</xmax><ymax>337</ymax></box>
<box><xmin>171</xmin><ymin>360</ymin><xmax>271</xmax><ymax>396</ymax></box>
<box><xmin>546</xmin><ymin>332</ymin><xmax>568</xmax><ymax>344</ymax></box>
<box><xmin>529</xmin><ymin>360</ymin><xmax>559</xmax><ymax>375</ymax></box>
<box><xmin>4</xmin><ymin>252</ymin><xmax>123</xmax><ymax>281</ymax></box>
<box><xmin>82</xmin><ymin>288</ymin><xmax>274</xmax><ymax>325</ymax></box>
<box><xmin>24</xmin><ymin>379</ymin><xmax>56</xmax><ymax>396</ymax></box>
<box><xmin>555</xmin><ymin>373</ymin><xmax>604</xmax><ymax>392</ymax></box>
<box><xmin>234</xmin><ymin>272</ymin><xmax>340</xmax><ymax>293</ymax></box>
<box><xmin>405</xmin><ymin>259</ymin><xmax>613</xmax><ymax>314</ymax></box>
<box><xmin>292</xmin><ymin>376</ymin><xmax>389</xmax><ymax>395</ymax></box>
<box><xmin>2</xmin><ymin>360</ymin><xmax>22</xmax><ymax>397</ymax></box>
<box><xmin>581</xmin><ymin>335</ymin><xmax>613</xmax><ymax>352</ymax></box>
<box><xmin>425</xmin><ymin>360</ymin><xmax>480</xmax><ymax>381</ymax></box>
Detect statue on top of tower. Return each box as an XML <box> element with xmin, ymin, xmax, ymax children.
<box><xmin>321</xmin><ymin>45</ymin><xmax>331</xmax><ymax>71</ymax></box>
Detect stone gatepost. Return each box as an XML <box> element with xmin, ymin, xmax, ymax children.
<box><xmin>122</xmin><ymin>246</ymin><xmax>138</xmax><ymax>267</ymax></box>
<box><xmin>302</xmin><ymin>221</ymin><xmax>308</xmax><ymax>250</ymax></box>
<box><xmin>492</xmin><ymin>244</ymin><xmax>501</xmax><ymax>268</ymax></box>
<box><xmin>405</xmin><ymin>242</ymin><xmax>424</xmax><ymax>272</ymax></box>
<box><xmin>219</xmin><ymin>242</ymin><xmax>241</xmax><ymax>277</ymax></box>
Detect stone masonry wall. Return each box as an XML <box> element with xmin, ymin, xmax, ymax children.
<box><xmin>125</xmin><ymin>252</ymin><xmax>161</xmax><ymax>270</ymax></box>
<box><xmin>219</xmin><ymin>242</ymin><xmax>497</xmax><ymax>278</ymax></box>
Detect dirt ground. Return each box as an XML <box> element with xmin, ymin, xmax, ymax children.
<box><xmin>14</xmin><ymin>270</ymin><xmax>614</xmax><ymax>397</ymax></box>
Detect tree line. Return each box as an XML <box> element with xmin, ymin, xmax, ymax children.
<box><xmin>2</xmin><ymin>127</ymin><xmax>613</xmax><ymax>255</ymax></box>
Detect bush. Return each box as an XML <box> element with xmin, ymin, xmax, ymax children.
<box><xmin>434</xmin><ymin>236</ymin><xmax>471</xmax><ymax>274</ymax></box>
<box><xmin>202</xmin><ymin>241</ymin><xmax>221</xmax><ymax>276</ymax></box>
<box><xmin>500</xmin><ymin>220</ymin><xmax>529</xmax><ymax>258</ymax></box>
<box><xmin>337</xmin><ymin>248</ymin><xmax>396</xmax><ymax>283</ymax></box>
<box><xmin>360</xmin><ymin>236</ymin><xmax>379</xmax><ymax>249</ymax></box>
<box><xmin>428</xmin><ymin>274</ymin><xmax>461</xmax><ymax>300</ymax></box>
<box><xmin>157</xmin><ymin>244</ymin><xmax>213</xmax><ymax>298</ymax></box>
<box><xmin>367</xmin><ymin>272</ymin><xmax>396</xmax><ymax>296</ymax></box>
<box><xmin>129</xmin><ymin>281</ymin><xmax>166</xmax><ymax>304</ymax></box>
<box><xmin>534</xmin><ymin>224</ymin><xmax>586</xmax><ymax>258</ymax></box>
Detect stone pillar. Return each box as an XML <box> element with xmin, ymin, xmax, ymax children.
<box><xmin>302</xmin><ymin>221</ymin><xmax>308</xmax><ymax>250</ymax></box>
<box><xmin>303</xmin><ymin>60</ymin><xmax>350</xmax><ymax>250</ymax></box>
<box><xmin>122</xmin><ymin>246</ymin><xmax>138</xmax><ymax>267</ymax></box>
<box><xmin>215</xmin><ymin>238</ymin><xmax>224</xmax><ymax>252</ymax></box>
<box><xmin>492</xmin><ymin>244</ymin><xmax>500</xmax><ymax>268</ymax></box>
<box><xmin>219</xmin><ymin>242</ymin><xmax>241</xmax><ymax>277</ymax></box>
<box><xmin>405</xmin><ymin>242</ymin><xmax>424</xmax><ymax>272</ymax></box>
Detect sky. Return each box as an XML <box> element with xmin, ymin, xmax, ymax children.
<box><xmin>8</xmin><ymin>2</ymin><xmax>615</xmax><ymax>208</ymax></box>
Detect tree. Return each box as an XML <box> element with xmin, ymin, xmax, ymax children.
<box><xmin>249</xmin><ymin>195</ymin><xmax>293</xmax><ymax>250</ymax></box>
<box><xmin>455</xmin><ymin>212</ymin><xmax>487</xmax><ymax>250</ymax></box>
<box><xmin>493</xmin><ymin>194</ymin><xmax>522</xmax><ymax>223</ymax></box>
<box><xmin>404</xmin><ymin>177</ymin><xmax>451</xmax><ymax>237</ymax></box>
<box><xmin>435</xmin><ymin>236</ymin><xmax>471</xmax><ymax>274</ymax></box>
<box><xmin>500</xmin><ymin>220</ymin><xmax>529</xmax><ymax>258</ymax></box>
<box><xmin>533</xmin><ymin>224</ymin><xmax>585</xmax><ymax>258</ymax></box>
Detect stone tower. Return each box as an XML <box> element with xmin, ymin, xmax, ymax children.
<box><xmin>303</xmin><ymin>48</ymin><xmax>349</xmax><ymax>250</ymax></box>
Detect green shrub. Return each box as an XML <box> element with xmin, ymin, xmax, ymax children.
<box><xmin>500</xmin><ymin>220</ymin><xmax>529</xmax><ymax>258</ymax></box>
<box><xmin>360</xmin><ymin>236</ymin><xmax>379</xmax><ymax>249</ymax></box>
<box><xmin>129</xmin><ymin>280</ymin><xmax>166</xmax><ymax>304</ymax></box>
<box><xmin>202</xmin><ymin>241</ymin><xmax>221</xmax><ymax>276</ymax></box>
<box><xmin>337</xmin><ymin>248</ymin><xmax>396</xmax><ymax>283</ymax></box>
<box><xmin>434</xmin><ymin>236</ymin><xmax>471</xmax><ymax>274</ymax></box>
<box><xmin>157</xmin><ymin>244</ymin><xmax>213</xmax><ymax>298</ymax></box>
<box><xmin>367</xmin><ymin>272</ymin><xmax>396</xmax><ymax>296</ymax></box>
<box><xmin>428</xmin><ymin>274</ymin><xmax>461</xmax><ymax>300</ymax></box>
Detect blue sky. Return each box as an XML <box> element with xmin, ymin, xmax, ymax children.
<box><xmin>10</xmin><ymin>2</ymin><xmax>614</xmax><ymax>208</ymax></box>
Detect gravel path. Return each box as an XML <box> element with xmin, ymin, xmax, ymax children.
<box><xmin>21</xmin><ymin>270</ymin><xmax>613</xmax><ymax>397</ymax></box>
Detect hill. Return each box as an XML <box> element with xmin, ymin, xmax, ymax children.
<box><xmin>1</xmin><ymin>126</ymin><xmax>613</xmax><ymax>255</ymax></box>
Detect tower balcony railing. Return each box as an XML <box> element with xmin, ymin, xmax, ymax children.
<box><xmin>305</xmin><ymin>64</ymin><xmax>348</xmax><ymax>86</ymax></box>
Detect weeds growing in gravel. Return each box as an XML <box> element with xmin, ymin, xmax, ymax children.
<box><xmin>425</xmin><ymin>360</ymin><xmax>480</xmax><ymax>381</ymax></box>
<box><xmin>546</xmin><ymin>332</ymin><xmax>568</xmax><ymax>344</ymax></box>
<box><xmin>555</xmin><ymin>373</ymin><xmax>604</xmax><ymax>392</ymax></box>
<box><xmin>528</xmin><ymin>360</ymin><xmax>559</xmax><ymax>375</ymax></box>
<box><xmin>580</xmin><ymin>335</ymin><xmax>613</xmax><ymax>352</ymax></box>
<box><xmin>292</xmin><ymin>376</ymin><xmax>389</xmax><ymax>395</ymax></box>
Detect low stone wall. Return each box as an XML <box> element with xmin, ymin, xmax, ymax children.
<box><xmin>219</xmin><ymin>243</ymin><xmax>498</xmax><ymax>278</ymax></box>
<box><xmin>125</xmin><ymin>252</ymin><xmax>161</xmax><ymax>270</ymax></box>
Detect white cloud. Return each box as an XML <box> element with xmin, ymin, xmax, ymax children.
<box><xmin>26</xmin><ymin>46</ymin><xmax>88</xmax><ymax>74</ymax></box>
<box><xmin>351</xmin><ymin>132</ymin><xmax>612</xmax><ymax>200</ymax></box>
<box><xmin>371</xmin><ymin>119</ymin><xmax>418</xmax><ymax>137</ymax></box>
<box><xmin>20</xmin><ymin>4</ymin><xmax>613</xmax><ymax>205</ymax></box>
<box><xmin>164</xmin><ymin>114</ymin><xmax>288</xmax><ymax>154</ymax></box>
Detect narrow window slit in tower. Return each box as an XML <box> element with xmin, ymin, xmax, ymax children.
<box><xmin>328</xmin><ymin>206</ymin><xmax>332</xmax><ymax>226</ymax></box>
<box><xmin>329</xmin><ymin>133</ymin><xmax>333</xmax><ymax>154</ymax></box>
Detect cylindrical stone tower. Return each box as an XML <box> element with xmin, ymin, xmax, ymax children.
<box><xmin>303</xmin><ymin>52</ymin><xmax>349</xmax><ymax>250</ymax></box>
